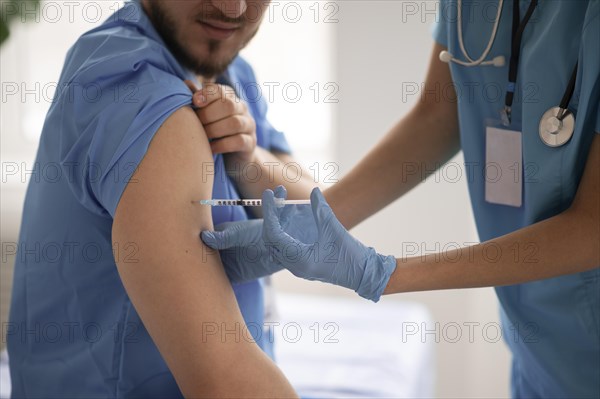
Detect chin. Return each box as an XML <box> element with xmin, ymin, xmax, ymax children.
<box><xmin>189</xmin><ymin>47</ymin><xmax>239</xmax><ymax>76</ymax></box>
<box><xmin>178</xmin><ymin>30</ymin><xmax>251</xmax><ymax>77</ymax></box>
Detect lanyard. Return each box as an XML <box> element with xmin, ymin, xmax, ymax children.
<box><xmin>502</xmin><ymin>0</ymin><xmax>538</xmax><ymax>125</ymax></box>
<box><xmin>502</xmin><ymin>0</ymin><xmax>578</xmax><ymax>126</ymax></box>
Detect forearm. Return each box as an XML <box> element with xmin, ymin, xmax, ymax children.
<box><xmin>226</xmin><ymin>147</ymin><xmax>316</xmax><ymax>200</ymax></box>
<box><xmin>326</xmin><ymin>104</ymin><xmax>459</xmax><ymax>229</ymax></box>
<box><xmin>385</xmin><ymin>194</ymin><xmax>599</xmax><ymax>294</ymax></box>
<box><xmin>385</xmin><ymin>131</ymin><xmax>599</xmax><ymax>293</ymax></box>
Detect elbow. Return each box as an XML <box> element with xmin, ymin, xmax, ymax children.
<box><xmin>179</xmin><ymin>355</ymin><xmax>292</xmax><ymax>399</ymax></box>
<box><xmin>410</xmin><ymin>101</ymin><xmax>461</xmax><ymax>157</ymax></box>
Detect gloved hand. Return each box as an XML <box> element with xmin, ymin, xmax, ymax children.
<box><xmin>201</xmin><ymin>186</ymin><xmax>317</xmax><ymax>283</ymax></box>
<box><xmin>262</xmin><ymin>187</ymin><xmax>397</xmax><ymax>302</ymax></box>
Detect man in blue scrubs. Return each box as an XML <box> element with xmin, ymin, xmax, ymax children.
<box><xmin>204</xmin><ymin>1</ymin><xmax>600</xmax><ymax>397</ymax></box>
<box><xmin>7</xmin><ymin>0</ymin><xmax>312</xmax><ymax>397</ymax></box>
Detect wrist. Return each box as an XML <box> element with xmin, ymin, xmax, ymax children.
<box><xmin>355</xmin><ymin>249</ymin><xmax>397</xmax><ymax>302</ymax></box>
<box><xmin>383</xmin><ymin>255</ymin><xmax>437</xmax><ymax>294</ymax></box>
<box><xmin>322</xmin><ymin>185</ymin><xmax>353</xmax><ymax>230</ymax></box>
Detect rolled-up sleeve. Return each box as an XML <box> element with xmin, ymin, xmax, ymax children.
<box><xmin>60</xmin><ymin>56</ymin><xmax>192</xmax><ymax>218</ymax></box>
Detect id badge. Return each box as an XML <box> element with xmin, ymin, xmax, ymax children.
<box><xmin>485</xmin><ymin>120</ymin><xmax>522</xmax><ymax>207</ymax></box>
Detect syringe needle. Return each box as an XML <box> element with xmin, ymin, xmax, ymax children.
<box><xmin>197</xmin><ymin>199</ymin><xmax>310</xmax><ymax>207</ymax></box>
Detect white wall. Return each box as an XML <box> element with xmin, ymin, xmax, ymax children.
<box><xmin>242</xmin><ymin>0</ymin><xmax>335</xmax><ymax>165</ymax></box>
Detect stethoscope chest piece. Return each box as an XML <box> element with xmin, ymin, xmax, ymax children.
<box><xmin>539</xmin><ymin>106</ymin><xmax>575</xmax><ymax>147</ymax></box>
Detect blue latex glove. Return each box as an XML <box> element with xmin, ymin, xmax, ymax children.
<box><xmin>262</xmin><ymin>187</ymin><xmax>397</xmax><ymax>302</ymax></box>
<box><xmin>201</xmin><ymin>186</ymin><xmax>317</xmax><ymax>283</ymax></box>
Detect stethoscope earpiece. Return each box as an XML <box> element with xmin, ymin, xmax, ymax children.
<box><xmin>439</xmin><ymin>51</ymin><xmax>453</xmax><ymax>64</ymax></box>
<box><xmin>491</xmin><ymin>56</ymin><xmax>506</xmax><ymax>67</ymax></box>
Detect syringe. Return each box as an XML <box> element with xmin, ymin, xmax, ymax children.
<box><xmin>198</xmin><ymin>199</ymin><xmax>310</xmax><ymax>207</ymax></box>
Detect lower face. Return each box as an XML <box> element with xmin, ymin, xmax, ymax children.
<box><xmin>142</xmin><ymin>0</ymin><xmax>270</xmax><ymax>78</ymax></box>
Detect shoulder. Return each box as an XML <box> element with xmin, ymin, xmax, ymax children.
<box><xmin>55</xmin><ymin>18</ymin><xmax>191</xmax><ymax>126</ymax></box>
<box><xmin>62</xmin><ymin>21</ymin><xmax>184</xmax><ymax>91</ymax></box>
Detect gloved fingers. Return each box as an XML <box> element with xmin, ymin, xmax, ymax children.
<box><xmin>200</xmin><ymin>230</ymin><xmax>222</xmax><ymax>249</ymax></box>
<box><xmin>273</xmin><ymin>185</ymin><xmax>287</xmax><ymax>200</ymax></box>
<box><xmin>262</xmin><ymin>189</ymin><xmax>302</xmax><ymax>252</ymax></box>
<box><xmin>310</xmin><ymin>187</ymin><xmax>337</xmax><ymax>229</ymax></box>
<box><xmin>273</xmin><ymin>185</ymin><xmax>289</xmax><ymax>224</ymax></box>
<box><xmin>200</xmin><ymin>220</ymin><xmax>262</xmax><ymax>249</ymax></box>
<box><xmin>262</xmin><ymin>189</ymin><xmax>285</xmax><ymax>240</ymax></box>
<box><xmin>279</xmin><ymin>204</ymin><xmax>298</xmax><ymax>229</ymax></box>
<box><xmin>213</xmin><ymin>221</ymin><xmax>237</xmax><ymax>232</ymax></box>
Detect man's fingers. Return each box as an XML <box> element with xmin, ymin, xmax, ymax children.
<box><xmin>210</xmin><ymin>134</ymin><xmax>255</xmax><ymax>155</ymax></box>
<box><xmin>197</xmin><ymin>101</ymin><xmax>245</xmax><ymax>125</ymax></box>
<box><xmin>203</xmin><ymin>114</ymin><xmax>253</xmax><ymax>139</ymax></box>
<box><xmin>188</xmin><ymin>83</ymin><xmax>257</xmax><ymax>158</ymax></box>
<box><xmin>192</xmin><ymin>83</ymin><xmax>239</xmax><ymax>108</ymax></box>
<box><xmin>196</xmin><ymin>97</ymin><xmax>247</xmax><ymax>125</ymax></box>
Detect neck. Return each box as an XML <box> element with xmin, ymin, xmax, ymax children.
<box><xmin>197</xmin><ymin>76</ymin><xmax>216</xmax><ymax>84</ymax></box>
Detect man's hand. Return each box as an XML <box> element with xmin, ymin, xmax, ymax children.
<box><xmin>185</xmin><ymin>80</ymin><xmax>257</xmax><ymax>162</ymax></box>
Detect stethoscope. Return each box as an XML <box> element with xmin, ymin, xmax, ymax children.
<box><xmin>439</xmin><ymin>0</ymin><xmax>577</xmax><ymax>147</ymax></box>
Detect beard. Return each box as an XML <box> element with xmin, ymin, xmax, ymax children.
<box><xmin>144</xmin><ymin>1</ymin><xmax>255</xmax><ymax>78</ymax></box>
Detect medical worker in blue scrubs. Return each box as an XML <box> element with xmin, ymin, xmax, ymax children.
<box><xmin>7</xmin><ymin>0</ymin><xmax>313</xmax><ymax>397</ymax></box>
<box><xmin>203</xmin><ymin>1</ymin><xmax>600</xmax><ymax>397</ymax></box>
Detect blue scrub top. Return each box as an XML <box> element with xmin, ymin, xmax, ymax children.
<box><xmin>7</xmin><ymin>1</ymin><xmax>291</xmax><ymax>398</ymax></box>
<box><xmin>434</xmin><ymin>1</ymin><xmax>599</xmax><ymax>397</ymax></box>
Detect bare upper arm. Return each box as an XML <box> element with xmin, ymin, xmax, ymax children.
<box><xmin>414</xmin><ymin>42</ymin><xmax>460</xmax><ymax>138</ymax></box>
<box><xmin>571</xmin><ymin>133</ymin><xmax>600</xmax><ymax>215</ymax></box>
<box><xmin>112</xmin><ymin>106</ymin><xmax>296</xmax><ymax>397</ymax></box>
<box><xmin>566</xmin><ymin>133</ymin><xmax>600</xmax><ymax>264</ymax></box>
